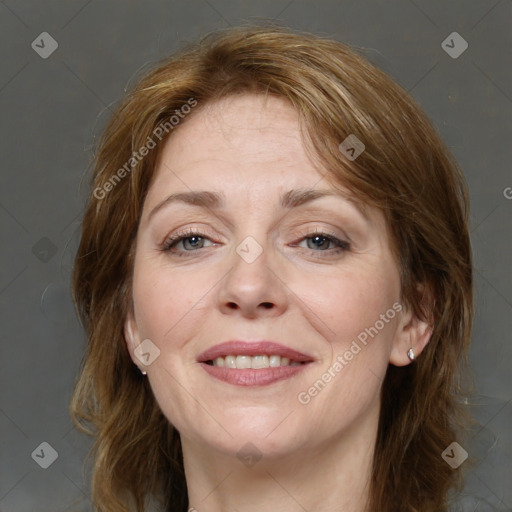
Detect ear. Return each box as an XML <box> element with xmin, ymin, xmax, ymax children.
<box><xmin>389</xmin><ymin>286</ymin><xmax>434</xmax><ymax>367</ymax></box>
<box><xmin>124</xmin><ymin>310</ymin><xmax>141</xmax><ymax>367</ymax></box>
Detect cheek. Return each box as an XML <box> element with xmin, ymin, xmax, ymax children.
<box><xmin>296</xmin><ymin>264</ymin><xmax>400</xmax><ymax>411</ymax></box>
<box><xmin>298</xmin><ymin>264</ymin><xmax>400</xmax><ymax>348</ymax></box>
<box><xmin>296</xmin><ymin>272</ymin><xmax>398</xmax><ymax>425</ymax></box>
<box><xmin>131</xmin><ymin>260</ymin><xmax>211</xmax><ymax>344</ymax></box>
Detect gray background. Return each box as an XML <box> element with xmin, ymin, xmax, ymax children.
<box><xmin>0</xmin><ymin>1</ymin><xmax>511</xmax><ymax>511</ymax></box>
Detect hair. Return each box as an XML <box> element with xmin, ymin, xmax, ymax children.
<box><xmin>71</xmin><ymin>24</ymin><xmax>474</xmax><ymax>512</ymax></box>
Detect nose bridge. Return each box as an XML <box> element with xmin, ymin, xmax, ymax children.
<box><xmin>230</xmin><ymin>233</ymin><xmax>272</xmax><ymax>294</ymax></box>
<box><xmin>216</xmin><ymin>232</ymin><xmax>287</xmax><ymax>316</ymax></box>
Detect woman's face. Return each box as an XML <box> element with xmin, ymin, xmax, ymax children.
<box><xmin>125</xmin><ymin>94</ymin><xmax>412</xmax><ymax>461</ymax></box>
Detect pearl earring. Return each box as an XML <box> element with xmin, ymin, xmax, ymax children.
<box><xmin>139</xmin><ymin>367</ymin><xmax>147</xmax><ymax>376</ymax></box>
<box><xmin>407</xmin><ymin>348</ymin><xmax>415</xmax><ymax>361</ymax></box>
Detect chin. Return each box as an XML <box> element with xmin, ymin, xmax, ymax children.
<box><xmin>192</xmin><ymin>408</ymin><xmax>306</xmax><ymax>460</ymax></box>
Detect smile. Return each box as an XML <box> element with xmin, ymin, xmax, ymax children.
<box><xmin>197</xmin><ymin>341</ymin><xmax>314</xmax><ymax>386</ymax></box>
<box><xmin>207</xmin><ymin>354</ymin><xmax>305</xmax><ymax>368</ymax></box>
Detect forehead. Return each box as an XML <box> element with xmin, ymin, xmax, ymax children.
<box><xmin>149</xmin><ymin>94</ymin><xmax>320</xmax><ymax>189</ymax></box>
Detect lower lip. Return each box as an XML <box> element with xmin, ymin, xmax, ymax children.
<box><xmin>200</xmin><ymin>362</ymin><xmax>310</xmax><ymax>386</ymax></box>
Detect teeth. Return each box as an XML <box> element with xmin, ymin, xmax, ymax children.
<box><xmin>236</xmin><ymin>355</ymin><xmax>252</xmax><ymax>369</ymax></box>
<box><xmin>211</xmin><ymin>354</ymin><xmax>303</xmax><ymax>369</ymax></box>
<box><xmin>224</xmin><ymin>355</ymin><xmax>236</xmax><ymax>368</ymax></box>
<box><xmin>269</xmin><ymin>355</ymin><xmax>280</xmax><ymax>367</ymax></box>
<box><xmin>251</xmin><ymin>355</ymin><xmax>269</xmax><ymax>369</ymax></box>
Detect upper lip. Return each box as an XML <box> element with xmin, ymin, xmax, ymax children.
<box><xmin>197</xmin><ymin>341</ymin><xmax>314</xmax><ymax>363</ymax></box>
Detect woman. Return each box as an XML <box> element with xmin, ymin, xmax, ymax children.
<box><xmin>71</xmin><ymin>25</ymin><xmax>473</xmax><ymax>512</ymax></box>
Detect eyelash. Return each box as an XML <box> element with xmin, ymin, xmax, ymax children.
<box><xmin>160</xmin><ymin>228</ymin><xmax>350</xmax><ymax>257</ymax></box>
<box><xmin>161</xmin><ymin>229</ymin><xmax>216</xmax><ymax>256</ymax></box>
<box><xmin>293</xmin><ymin>228</ymin><xmax>351</xmax><ymax>255</ymax></box>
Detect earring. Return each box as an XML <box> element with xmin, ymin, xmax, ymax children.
<box><xmin>139</xmin><ymin>367</ymin><xmax>147</xmax><ymax>376</ymax></box>
<box><xmin>407</xmin><ymin>348</ymin><xmax>415</xmax><ymax>361</ymax></box>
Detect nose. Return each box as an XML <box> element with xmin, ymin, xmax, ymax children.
<box><xmin>216</xmin><ymin>238</ymin><xmax>288</xmax><ymax>319</ymax></box>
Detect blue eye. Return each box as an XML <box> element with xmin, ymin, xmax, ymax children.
<box><xmin>162</xmin><ymin>231</ymin><xmax>215</xmax><ymax>253</ymax></box>
<box><xmin>160</xmin><ymin>229</ymin><xmax>350</xmax><ymax>258</ymax></box>
<box><xmin>180</xmin><ymin>235</ymin><xmax>207</xmax><ymax>250</ymax></box>
<box><xmin>296</xmin><ymin>233</ymin><xmax>350</xmax><ymax>254</ymax></box>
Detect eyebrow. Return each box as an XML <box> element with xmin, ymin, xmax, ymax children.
<box><xmin>147</xmin><ymin>188</ymin><xmax>367</xmax><ymax>221</ymax></box>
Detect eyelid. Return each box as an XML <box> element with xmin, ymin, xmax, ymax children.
<box><xmin>291</xmin><ymin>224</ymin><xmax>351</xmax><ymax>244</ymax></box>
<box><xmin>291</xmin><ymin>228</ymin><xmax>351</xmax><ymax>251</ymax></box>
<box><xmin>160</xmin><ymin>226</ymin><xmax>219</xmax><ymax>251</ymax></box>
<box><xmin>159</xmin><ymin>222</ymin><xmax>351</xmax><ymax>256</ymax></box>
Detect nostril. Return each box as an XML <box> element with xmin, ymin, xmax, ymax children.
<box><xmin>260</xmin><ymin>302</ymin><xmax>273</xmax><ymax>309</ymax></box>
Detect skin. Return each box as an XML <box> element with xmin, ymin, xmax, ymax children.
<box><xmin>125</xmin><ymin>94</ymin><xmax>431</xmax><ymax>511</ymax></box>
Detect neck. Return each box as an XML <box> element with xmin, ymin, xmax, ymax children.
<box><xmin>181</xmin><ymin>407</ymin><xmax>377</xmax><ymax>512</ymax></box>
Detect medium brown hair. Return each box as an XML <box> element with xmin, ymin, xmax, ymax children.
<box><xmin>71</xmin><ymin>25</ymin><xmax>473</xmax><ymax>512</ymax></box>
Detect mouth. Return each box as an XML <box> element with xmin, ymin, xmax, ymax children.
<box><xmin>205</xmin><ymin>354</ymin><xmax>306</xmax><ymax>368</ymax></box>
<box><xmin>197</xmin><ymin>341</ymin><xmax>314</xmax><ymax>386</ymax></box>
